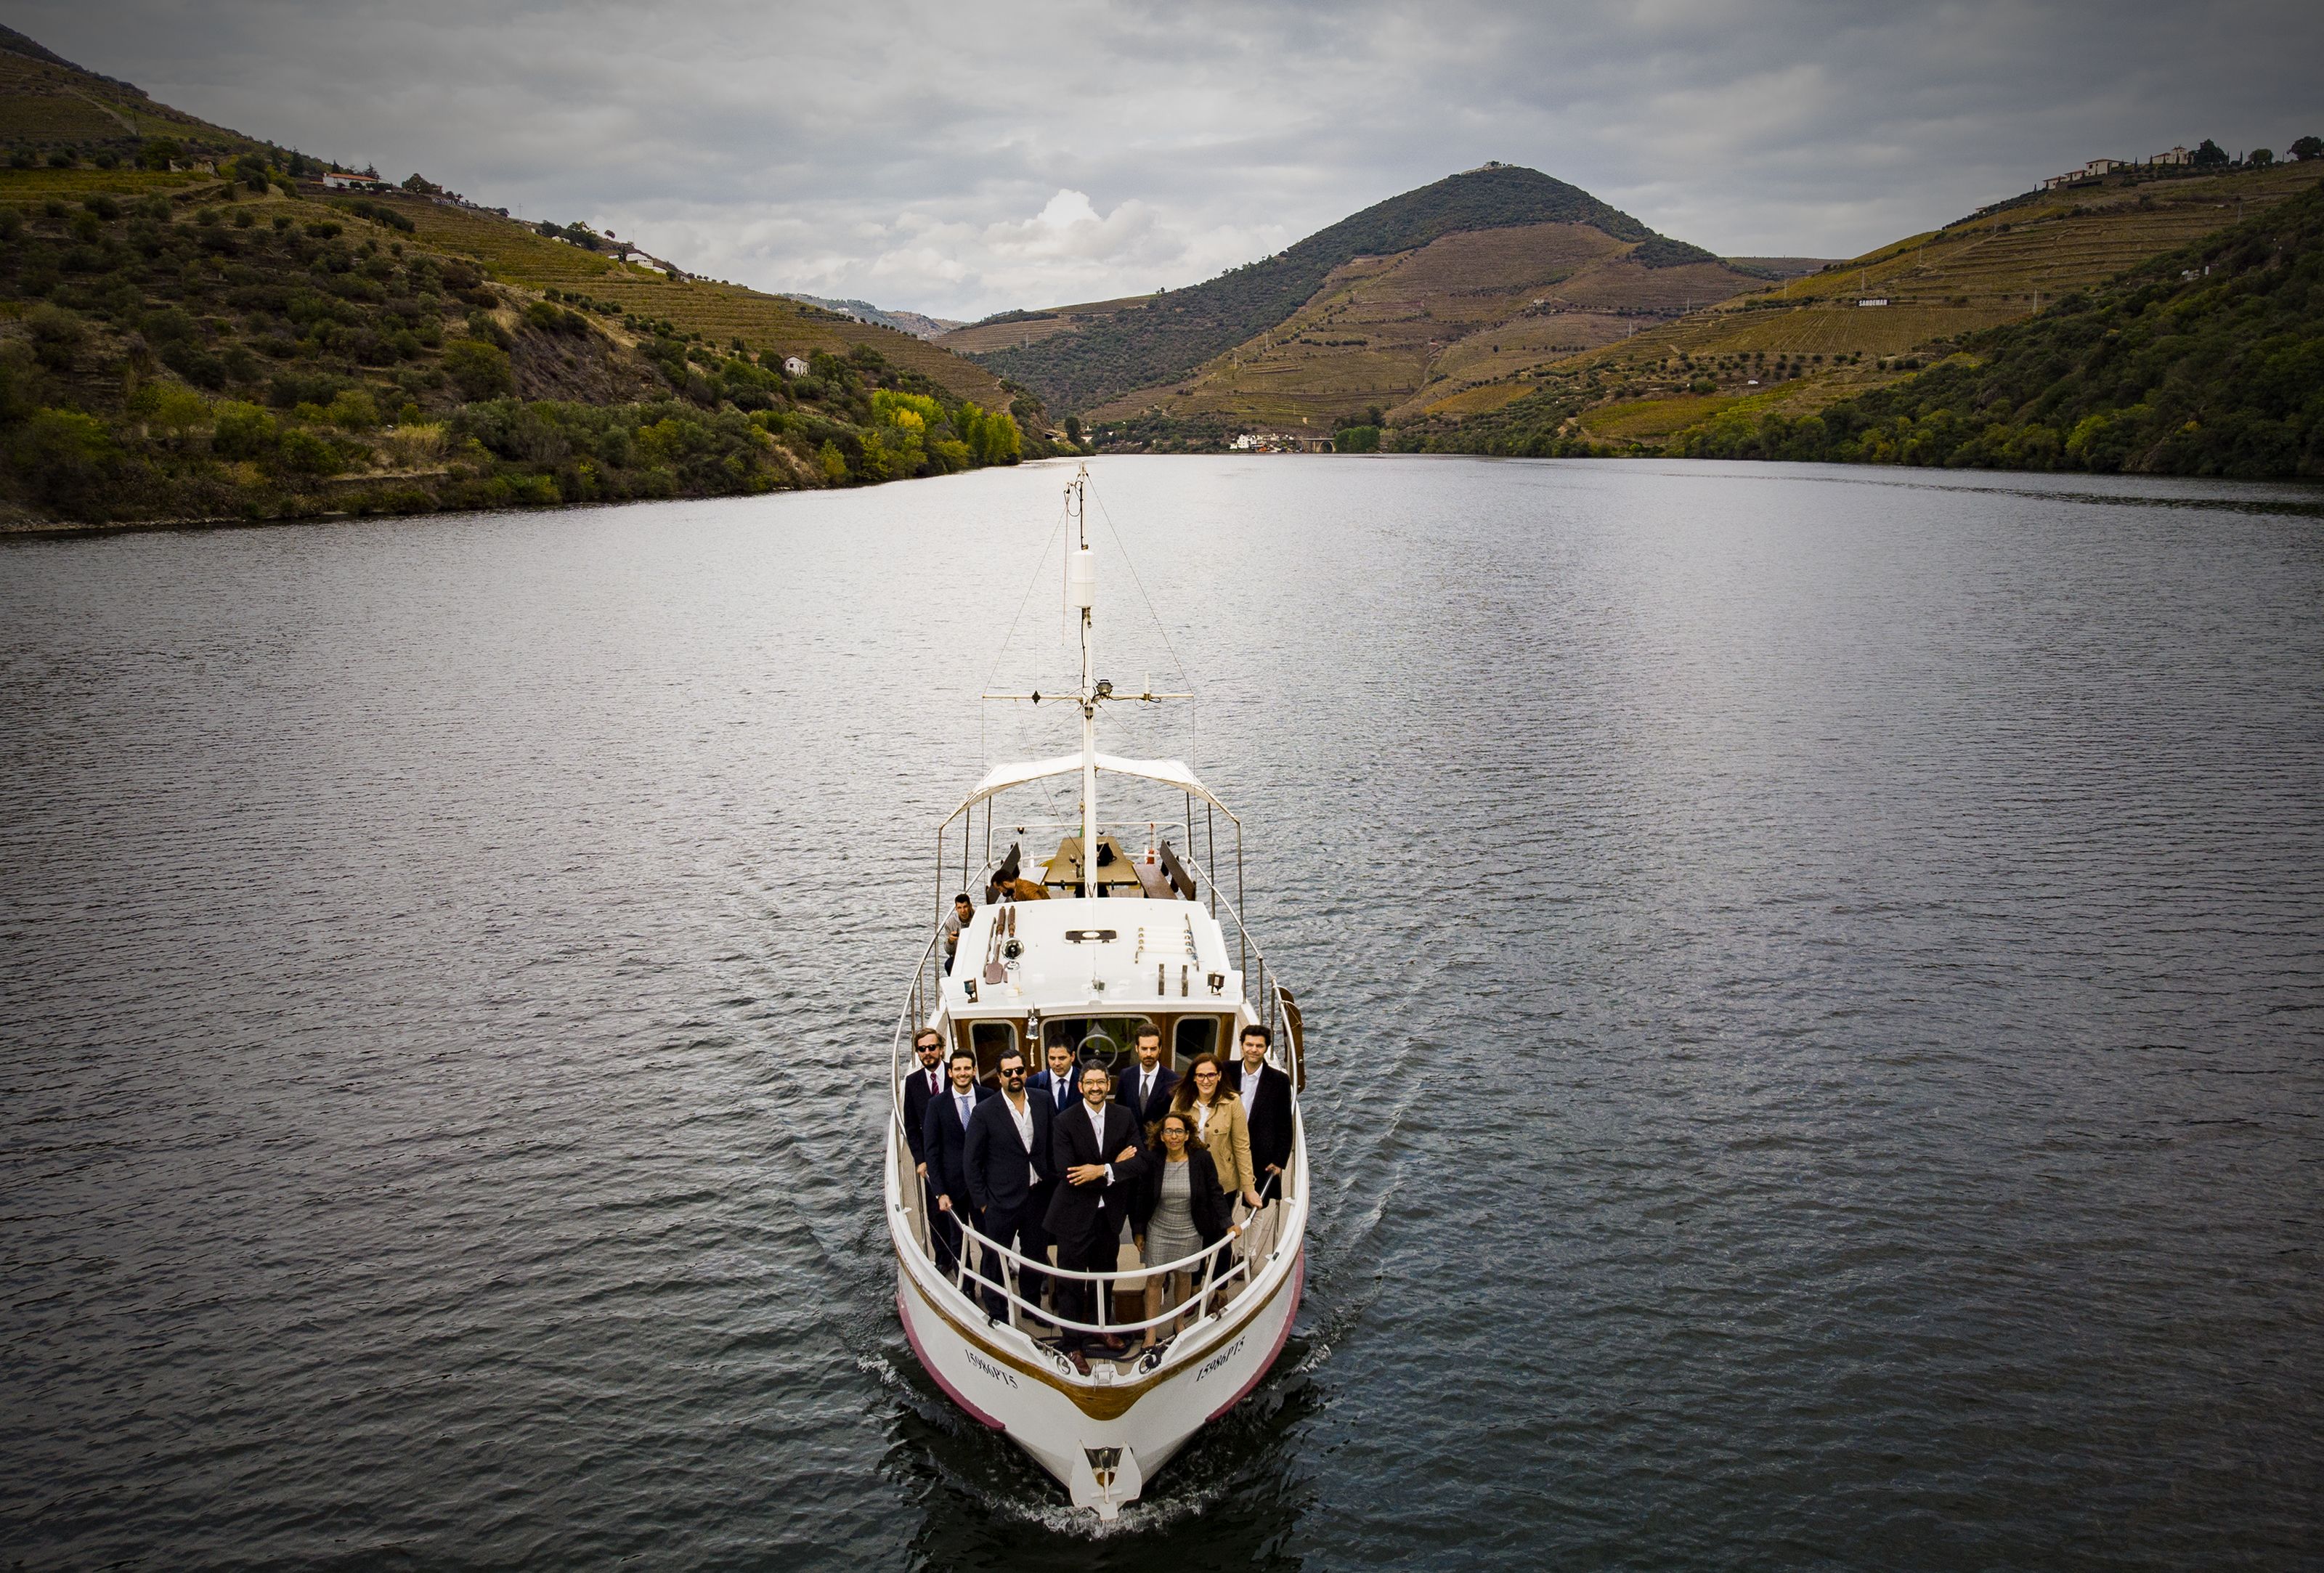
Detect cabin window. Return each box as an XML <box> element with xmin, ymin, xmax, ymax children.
<box><xmin>1174</xmin><ymin>1015</ymin><xmax>1222</xmax><ymax>1065</ymax></box>
<box><xmin>1041</xmin><ymin>1015</ymin><xmax>1158</xmax><ymax>1077</ymax></box>
<box><xmin>970</xmin><ymin>1020</ymin><xmax>1017</xmax><ymax>1080</ymax></box>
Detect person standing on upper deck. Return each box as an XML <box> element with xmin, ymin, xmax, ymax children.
<box><xmin>939</xmin><ymin>893</ymin><xmax>975</xmax><ymax>975</ymax></box>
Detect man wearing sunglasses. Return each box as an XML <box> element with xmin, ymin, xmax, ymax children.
<box><xmin>964</xmin><ymin>1048</ymin><xmax>1055</xmax><ymax>1324</ymax></box>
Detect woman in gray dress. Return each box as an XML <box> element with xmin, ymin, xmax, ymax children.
<box><xmin>1130</xmin><ymin>1110</ymin><xmax>1238</xmax><ymax>1344</ymax></box>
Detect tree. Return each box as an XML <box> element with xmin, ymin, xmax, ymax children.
<box><xmin>443</xmin><ymin>338</ymin><xmax>515</xmax><ymax>401</ymax></box>
<box><xmin>2249</xmin><ymin>147</ymin><xmax>2275</xmax><ymax>168</ymax></box>
<box><xmin>1063</xmin><ymin>415</ymin><xmax>1082</xmax><ymax>444</ymax></box>
<box><xmin>12</xmin><ymin>408</ymin><xmax>123</xmax><ymax>513</ymax></box>
<box><xmin>2292</xmin><ymin>135</ymin><xmax>2324</xmax><ymax>162</ymax></box>
<box><xmin>2193</xmin><ymin>138</ymin><xmax>2230</xmax><ymax>168</ymax></box>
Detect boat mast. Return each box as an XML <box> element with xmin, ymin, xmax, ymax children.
<box><xmin>1068</xmin><ymin>466</ymin><xmax>1099</xmax><ymax>894</ymax></box>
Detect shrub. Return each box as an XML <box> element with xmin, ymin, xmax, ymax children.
<box><xmin>12</xmin><ymin>408</ymin><xmax>123</xmax><ymax>513</ymax></box>
<box><xmin>211</xmin><ymin>401</ymin><xmax>280</xmax><ymax>458</ymax></box>
<box><xmin>443</xmin><ymin>338</ymin><xmax>515</xmax><ymax>400</ymax></box>
<box><xmin>25</xmin><ymin>306</ymin><xmax>84</xmax><ymax>372</ymax></box>
<box><xmin>326</xmin><ymin>388</ymin><xmax>381</xmax><ymax>429</ymax></box>
<box><xmin>274</xmin><ymin>428</ymin><xmax>343</xmax><ymax>476</ymax></box>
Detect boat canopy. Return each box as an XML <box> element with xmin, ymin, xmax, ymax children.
<box><xmin>948</xmin><ymin>752</ymin><xmax>1238</xmax><ymax>824</ymax></box>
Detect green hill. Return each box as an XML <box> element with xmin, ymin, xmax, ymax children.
<box><xmin>0</xmin><ymin>29</ymin><xmax>1045</xmax><ymax>527</ymax></box>
<box><xmin>967</xmin><ymin>163</ymin><xmax>1667</xmax><ymax>412</ymax></box>
<box><xmin>1662</xmin><ymin>176</ymin><xmax>2324</xmax><ymax>476</ymax></box>
<box><xmin>1389</xmin><ymin>155</ymin><xmax>2323</xmax><ymax>469</ymax></box>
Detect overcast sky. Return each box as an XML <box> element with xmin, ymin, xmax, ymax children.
<box><xmin>21</xmin><ymin>1</ymin><xmax>2322</xmax><ymax>320</ymax></box>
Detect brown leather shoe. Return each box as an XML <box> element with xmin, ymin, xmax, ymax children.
<box><xmin>1068</xmin><ymin>1349</ymin><xmax>1092</xmax><ymax>1376</ymax></box>
<box><xmin>1095</xmin><ymin>1334</ymin><xmax>1129</xmax><ymax>1355</ymax></box>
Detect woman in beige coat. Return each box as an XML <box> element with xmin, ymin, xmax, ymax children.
<box><xmin>1169</xmin><ymin>1054</ymin><xmax>1262</xmax><ymax>1211</ymax></box>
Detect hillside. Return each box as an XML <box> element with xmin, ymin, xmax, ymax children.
<box><xmin>1081</xmin><ymin>218</ymin><xmax>1769</xmax><ymax>443</ymax></box>
<box><xmin>0</xmin><ymin>29</ymin><xmax>1045</xmax><ymax>527</ymax></box>
<box><xmin>1660</xmin><ymin>176</ymin><xmax>2324</xmax><ymax>476</ymax></box>
<box><xmin>959</xmin><ymin>163</ymin><xmax>1745</xmax><ymax>415</ymax></box>
<box><xmin>0</xmin><ymin>25</ymin><xmax>263</xmax><ymax>162</ymax></box>
<box><xmin>1394</xmin><ymin>155</ymin><xmax>2321</xmax><ymax>458</ymax></box>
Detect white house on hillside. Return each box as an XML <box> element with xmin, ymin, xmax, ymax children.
<box><xmin>782</xmin><ymin>355</ymin><xmax>809</xmax><ymax>377</ymax></box>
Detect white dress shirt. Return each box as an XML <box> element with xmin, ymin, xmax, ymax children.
<box><xmin>1084</xmin><ymin>1099</ymin><xmax>1115</xmax><ymax>1183</ymax></box>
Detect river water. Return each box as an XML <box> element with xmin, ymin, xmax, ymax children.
<box><xmin>4</xmin><ymin>457</ymin><xmax>2320</xmax><ymax>1570</ymax></box>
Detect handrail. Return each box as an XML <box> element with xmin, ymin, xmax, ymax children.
<box><xmin>946</xmin><ymin>1235</ymin><xmax>1255</xmax><ymax>1338</ymax></box>
<box><xmin>888</xmin><ymin>927</ymin><xmax>946</xmax><ymax>1131</ymax></box>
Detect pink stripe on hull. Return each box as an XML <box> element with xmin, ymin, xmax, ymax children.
<box><xmin>1207</xmin><ymin>1251</ymin><xmax>1305</xmax><ymax>1423</ymax></box>
<box><xmin>897</xmin><ymin>1284</ymin><xmax>1008</xmax><ymax>1430</ymax></box>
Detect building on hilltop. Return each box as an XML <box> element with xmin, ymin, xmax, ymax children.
<box><xmin>2043</xmin><ymin>147</ymin><xmax>2197</xmax><ymax>190</ymax></box>
<box><xmin>321</xmin><ymin>171</ymin><xmax>386</xmax><ymax>191</ymax></box>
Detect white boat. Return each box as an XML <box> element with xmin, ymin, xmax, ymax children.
<box><xmin>884</xmin><ymin>466</ymin><xmax>1309</xmax><ymax>1521</ymax></box>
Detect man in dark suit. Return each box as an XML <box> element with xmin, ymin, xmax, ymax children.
<box><xmin>901</xmin><ymin>1027</ymin><xmax>946</xmax><ymax>1176</ymax></box>
<box><xmin>1113</xmin><ymin>1022</ymin><xmax>1179</xmax><ymax>1134</ymax></box>
<box><xmin>1021</xmin><ymin>1039</ymin><xmax>1077</xmax><ymax>1311</ymax></box>
<box><xmin>920</xmin><ymin>1047</ymin><xmax>990</xmax><ymax>1278</ymax></box>
<box><xmin>1025</xmin><ymin>1040</ymin><xmax>1079</xmax><ymax>1117</ymax></box>
<box><xmin>964</xmin><ymin>1046</ymin><xmax>1052</xmax><ymax>1322</ymax></box>
<box><xmin>1231</xmin><ymin>1023</ymin><xmax>1294</xmax><ymax>1196</ymax></box>
<box><xmin>1043</xmin><ymin>1062</ymin><xmax>1147</xmax><ymax>1372</ymax></box>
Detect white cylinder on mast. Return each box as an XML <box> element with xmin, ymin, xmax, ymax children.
<box><xmin>1068</xmin><ymin>547</ymin><xmax>1095</xmax><ymax>610</ymax></box>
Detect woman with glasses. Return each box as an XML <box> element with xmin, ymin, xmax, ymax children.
<box><xmin>1169</xmin><ymin>1054</ymin><xmax>1263</xmax><ymax>1216</ymax></box>
<box><xmin>1130</xmin><ymin>1110</ymin><xmax>1238</xmax><ymax>1343</ymax></box>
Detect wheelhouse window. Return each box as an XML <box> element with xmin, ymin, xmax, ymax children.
<box><xmin>970</xmin><ymin>1020</ymin><xmax>1017</xmax><ymax>1080</ymax></box>
<box><xmin>1041</xmin><ymin>1015</ymin><xmax>1158</xmax><ymax>1078</ymax></box>
<box><xmin>1173</xmin><ymin>1015</ymin><xmax>1222</xmax><ymax>1065</ymax></box>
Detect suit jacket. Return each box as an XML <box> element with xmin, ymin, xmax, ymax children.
<box><xmin>901</xmin><ymin>1062</ymin><xmax>946</xmax><ymax>1165</ymax></box>
<box><xmin>1025</xmin><ymin>1068</ymin><xmax>1081</xmax><ymax>1121</ymax></box>
<box><xmin>1114</xmin><ymin>1063</ymin><xmax>1181</xmax><ymax>1131</ymax></box>
<box><xmin>920</xmin><ymin>1082</ymin><xmax>991</xmax><ymax>1211</ymax></box>
<box><xmin>1128</xmin><ymin>1143</ymin><xmax>1233</xmax><ymax>1249</ymax></box>
<box><xmin>1042</xmin><ymin>1099</ymin><xmax>1147</xmax><ymax>1239</ymax></box>
<box><xmin>1230</xmin><ymin>1059</ymin><xmax>1293</xmax><ymax>1182</ymax></box>
<box><xmin>964</xmin><ymin>1091</ymin><xmax>1053</xmax><ymax>1217</ymax></box>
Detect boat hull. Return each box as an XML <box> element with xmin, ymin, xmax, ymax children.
<box><xmin>893</xmin><ymin>1235</ymin><xmax>1304</xmax><ymax>1517</ymax></box>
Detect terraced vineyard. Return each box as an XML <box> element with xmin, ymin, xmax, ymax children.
<box><xmin>386</xmin><ymin>197</ymin><xmax>1012</xmax><ymax>407</ymax></box>
<box><xmin>1079</xmin><ymin>218</ymin><xmax>1767</xmax><ymax>434</ymax></box>
<box><xmin>1408</xmin><ymin>158</ymin><xmax>2322</xmax><ymax>448</ymax></box>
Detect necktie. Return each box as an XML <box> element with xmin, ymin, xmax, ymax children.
<box><xmin>958</xmin><ymin>1093</ymin><xmax>971</xmax><ymax>1126</ymax></box>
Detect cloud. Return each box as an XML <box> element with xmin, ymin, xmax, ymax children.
<box><xmin>16</xmin><ymin>0</ymin><xmax>2322</xmax><ymax>318</ymax></box>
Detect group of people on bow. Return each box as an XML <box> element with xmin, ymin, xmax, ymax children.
<box><xmin>903</xmin><ymin>1018</ymin><xmax>1293</xmax><ymax>1375</ymax></box>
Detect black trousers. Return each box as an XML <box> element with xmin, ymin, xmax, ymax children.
<box><xmin>973</xmin><ymin>1198</ymin><xmax>1048</xmax><ymax>1322</ymax></box>
<box><xmin>1051</xmin><ymin>1203</ymin><xmax>1125</xmax><ymax>1347</ymax></box>
<box><xmin>930</xmin><ymin>1194</ymin><xmax>976</xmax><ymax>1280</ymax></box>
